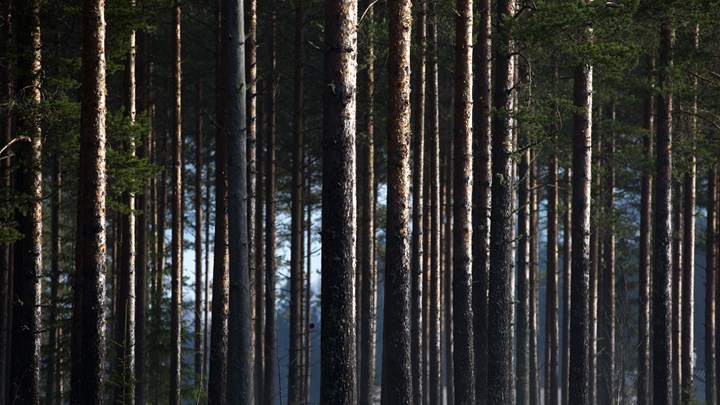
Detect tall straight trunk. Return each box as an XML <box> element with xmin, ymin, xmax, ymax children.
<box><xmin>321</xmin><ymin>0</ymin><xmax>358</xmax><ymax>399</ymax></box>
<box><xmin>194</xmin><ymin>84</ymin><xmax>204</xmax><ymax>386</ymax></box>
<box><xmin>154</xmin><ymin>124</ymin><xmax>167</xmax><ymax>327</ymax></box>
<box><xmin>288</xmin><ymin>0</ymin><xmax>305</xmax><ymax>400</ymax></box>
<box><xmin>358</xmin><ymin>2</ymin><xmax>376</xmax><ymax>402</ymax></box>
<box><xmin>529</xmin><ymin>154</ymin><xmax>540</xmax><ymax>405</ymax></box>
<box><xmin>136</xmin><ymin>30</ymin><xmax>153</xmax><ymax>405</ymax></box>
<box><xmin>208</xmin><ymin>1</ymin><xmax>229</xmax><ymax>402</ymax></box>
<box><xmin>707</xmin><ymin>165</ymin><xmax>718</xmax><ymax>405</ymax></box>
<box><xmin>561</xmin><ymin>168</ymin><xmax>572</xmax><ymax>405</ymax></box>
<box><xmin>169</xmin><ymin>1</ymin><xmax>183</xmax><ymax>402</ymax></box>
<box><xmin>226</xmin><ymin>0</ymin><xmax>253</xmax><ymax>399</ymax></box>
<box><xmin>488</xmin><ymin>0</ymin><xmax>514</xmax><ymax>402</ymax></box>
<box><xmin>10</xmin><ymin>3</ymin><xmax>42</xmax><ymax>403</ymax></box>
<box><xmin>453</xmin><ymin>0</ymin><xmax>475</xmax><ymax>401</ymax></box>
<box><xmin>598</xmin><ymin>102</ymin><xmax>616</xmax><ymax>405</ymax></box>
<box><xmin>546</xmin><ymin>140</ymin><xmax>559</xmax><ymax>405</ymax></box>
<box><xmin>652</xmin><ymin>23</ymin><xmax>674</xmax><ymax>405</ymax></box>
<box><xmin>245</xmin><ymin>0</ymin><xmax>262</xmax><ymax>397</ymax></box>
<box><xmin>680</xmin><ymin>25</ymin><xmax>699</xmax><ymax>405</ymax></box>
<box><xmin>517</xmin><ymin>145</ymin><xmax>530</xmax><ymax>405</ymax></box>
<box><xmin>381</xmin><ymin>0</ymin><xmax>412</xmax><ymax>401</ymax></box>
<box><xmin>72</xmin><ymin>0</ymin><xmax>107</xmax><ymax>401</ymax></box>
<box><xmin>444</xmin><ymin>139</ymin><xmax>455</xmax><ymax>405</ymax></box>
<box><xmin>203</xmin><ymin>131</ymin><xmax>212</xmax><ymax>382</ymax></box>
<box><xmin>410</xmin><ymin>0</ymin><xmax>426</xmax><ymax>401</ymax></box>
<box><xmin>426</xmin><ymin>1</ymin><xmax>441</xmax><ymax>403</ymax></box>
<box><xmin>569</xmin><ymin>32</ymin><xmax>593</xmax><ymax>404</ymax></box>
<box><xmin>638</xmin><ymin>62</ymin><xmax>654</xmax><ymax>405</ymax></box>
<box><xmin>589</xmin><ymin>128</ymin><xmax>600</xmax><ymax>405</ymax></box>
<box><xmin>254</xmin><ymin>80</ymin><xmax>265</xmax><ymax>405</ymax></box>
<box><xmin>115</xmin><ymin>17</ymin><xmax>138</xmax><ymax>403</ymax></box>
<box><xmin>672</xmin><ymin>181</ymin><xmax>682</xmax><ymax>405</ymax></box>
<box><xmin>304</xmin><ymin>169</ymin><xmax>313</xmax><ymax>403</ymax></box>
<box><xmin>472</xmin><ymin>0</ymin><xmax>491</xmax><ymax>399</ymax></box>
<box><xmin>0</xmin><ymin>1</ymin><xmax>13</xmax><ymax>400</ymax></box>
<box><xmin>47</xmin><ymin>157</ymin><xmax>61</xmax><ymax>405</ymax></box>
<box><xmin>263</xmin><ymin>0</ymin><xmax>278</xmax><ymax>400</ymax></box>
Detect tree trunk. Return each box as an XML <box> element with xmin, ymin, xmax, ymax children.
<box><xmin>530</xmin><ymin>153</ymin><xmax>540</xmax><ymax>405</ymax></box>
<box><xmin>561</xmin><ymin>167</ymin><xmax>572</xmax><ymax>405</ymax></box>
<box><xmin>707</xmin><ymin>165</ymin><xmax>718</xmax><ymax>405</ymax></box>
<box><xmin>589</xmin><ymin>129</ymin><xmax>600</xmax><ymax>405</ymax></box>
<box><xmin>652</xmin><ymin>22</ymin><xmax>674</xmax><ymax>405</ymax></box>
<box><xmin>569</xmin><ymin>35</ymin><xmax>593</xmax><ymax>404</ymax></box>
<box><xmin>598</xmin><ymin>102</ymin><xmax>616</xmax><ymax>405</ymax></box>
<box><xmin>305</xmin><ymin>166</ymin><xmax>313</xmax><ymax>403</ymax></box>
<box><xmin>517</xmin><ymin>142</ymin><xmax>530</xmax><ymax>405</ymax></box>
<box><xmin>637</xmin><ymin>60</ymin><xmax>654</xmax><ymax>405</ymax></box>
<box><xmin>254</xmin><ymin>79</ymin><xmax>265</xmax><ymax>405</ymax></box>
<box><xmin>115</xmin><ymin>16</ymin><xmax>138</xmax><ymax>403</ymax></box>
<box><xmin>410</xmin><ymin>0</ymin><xmax>426</xmax><ymax>400</ymax></box>
<box><xmin>72</xmin><ymin>0</ymin><xmax>107</xmax><ymax>402</ymax></box>
<box><xmin>321</xmin><ymin>0</ymin><xmax>358</xmax><ymax>400</ymax></box>
<box><xmin>263</xmin><ymin>0</ymin><xmax>278</xmax><ymax>400</ymax></box>
<box><xmin>288</xmin><ymin>0</ymin><xmax>305</xmax><ymax>400</ymax></box>
<box><xmin>47</xmin><ymin>155</ymin><xmax>61</xmax><ymax>405</ymax></box>
<box><xmin>208</xmin><ymin>0</ymin><xmax>229</xmax><ymax>401</ymax></box>
<box><xmin>672</xmin><ymin>181</ymin><xmax>682</xmax><ymax>405</ymax></box>
<box><xmin>204</xmin><ymin>124</ymin><xmax>212</xmax><ymax>383</ymax></box>
<box><xmin>488</xmin><ymin>0</ymin><xmax>514</xmax><ymax>402</ymax></box>
<box><xmin>444</xmin><ymin>138</ymin><xmax>455</xmax><ymax>405</ymax></box>
<box><xmin>680</xmin><ymin>25</ymin><xmax>698</xmax><ymax>405</ymax></box>
<box><xmin>169</xmin><ymin>1</ymin><xmax>183</xmax><ymax>402</ymax></box>
<box><xmin>381</xmin><ymin>0</ymin><xmax>412</xmax><ymax>401</ymax></box>
<box><xmin>358</xmin><ymin>1</ymin><xmax>376</xmax><ymax>401</ymax></box>
<box><xmin>194</xmin><ymin>84</ymin><xmax>204</xmax><ymax>387</ymax></box>
<box><xmin>472</xmin><ymin>0</ymin><xmax>491</xmax><ymax>399</ymax></box>
<box><xmin>546</xmin><ymin>139</ymin><xmax>559</xmax><ymax>405</ymax></box>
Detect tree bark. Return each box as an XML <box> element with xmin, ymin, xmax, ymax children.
<box><xmin>208</xmin><ymin>0</ymin><xmax>229</xmax><ymax>401</ymax></box>
<box><xmin>561</xmin><ymin>168</ymin><xmax>572</xmax><ymax>405</ymax></box>
<box><xmin>680</xmin><ymin>25</ymin><xmax>699</xmax><ymax>405</ymax></box>
<box><xmin>288</xmin><ymin>0</ymin><xmax>305</xmax><ymax>400</ymax></box>
<box><xmin>589</xmin><ymin>128</ymin><xmax>600</xmax><ymax>405</ymax></box>
<box><xmin>546</xmin><ymin>138</ymin><xmax>559</xmax><ymax>405</ymax></box>
<box><xmin>305</xmin><ymin>168</ymin><xmax>313</xmax><ymax>403</ymax></box>
<box><xmin>707</xmin><ymin>165</ymin><xmax>718</xmax><ymax>405</ymax></box>
<box><xmin>410</xmin><ymin>0</ymin><xmax>426</xmax><ymax>400</ymax></box>
<box><xmin>263</xmin><ymin>0</ymin><xmax>278</xmax><ymax>400</ymax></box>
<box><xmin>472</xmin><ymin>0</ymin><xmax>491</xmax><ymax>399</ymax></box>
<box><xmin>381</xmin><ymin>0</ymin><xmax>412</xmax><ymax>401</ymax></box>
<box><xmin>652</xmin><ymin>22</ymin><xmax>674</xmax><ymax>405</ymax></box>
<box><xmin>530</xmin><ymin>153</ymin><xmax>540</xmax><ymax>405</ymax></box>
<box><xmin>569</xmin><ymin>40</ymin><xmax>593</xmax><ymax>405</ymax></box>
<box><xmin>0</xmin><ymin>2</ymin><xmax>12</xmax><ymax>400</ymax></box>
<box><xmin>115</xmin><ymin>15</ymin><xmax>138</xmax><ymax>403</ymax></box>
<box><xmin>321</xmin><ymin>0</ymin><xmax>358</xmax><ymax>400</ymax></box>
<box><xmin>517</xmin><ymin>141</ymin><xmax>530</xmax><ymax>405</ymax></box>
<box><xmin>358</xmin><ymin>1</ymin><xmax>376</xmax><ymax>402</ymax></box>
<box><xmin>672</xmin><ymin>180</ymin><xmax>682</xmax><ymax>405</ymax></box>
<box><xmin>444</xmin><ymin>138</ymin><xmax>454</xmax><ymax>405</ymax></box>
<box><xmin>47</xmin><ymin>155</ymin><xmax>61</xmax><ymax>405</ymax></box>
<box><xmin>72</xmin><ymin>0</ymin><xmax>107</xmax><ymax>402</ymax></box>
<box><xmin>638</xmin><ymin>60</ymin><xmax>654</xmax><ymax>405</ymax></box>
<box><xmin>488</xmin><ymin>0</ymin><xmax>514</xmax><ymax>402</ymax></box>
<box><xmin>194</xmin><ymin>84</ymin><xmax>204</xmax><ymax>387</ymax></box>
<box><xmin>598</xmin><ymin>101</ymin><xmax>616</xmax><ymax>405</ymax></box>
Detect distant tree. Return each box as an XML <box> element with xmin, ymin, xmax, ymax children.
<box><xmin>707</xmin><ymin>164</ymin><xmax>718</xmax><ymax>405</ymax></box>
<box><xmin>546</xmin><ymin>136</ymin><xmax>559</xmax><ymax>405</ymax></box>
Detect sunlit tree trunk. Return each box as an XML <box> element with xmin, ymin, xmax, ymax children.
<box><xmin>545</xmin><ymin>138</ymin><xmax>559</xmax><ymax>405</ymax></box>
<box><xmin>71</xmin><ymin>0</ymin><xmax>107</xmax><ymax>401</ymax></box>
<box><xmin>653</xmin><ymin>22</ymin><xmax>674</xmax><ymax>405</ymax></box>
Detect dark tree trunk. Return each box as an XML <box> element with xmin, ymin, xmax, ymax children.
<box><xmin>194</xmin><ymin>84</ymin><xmax>204</xmax><ymax>388</ymax></box>
<box><xmin>488</xmin><ymin>0</ymin><xmax>513</xmax><ymax>402</ymax></box>
<box><xmin>530</xmin><ymin>154</ymin><xmax>540</xmax><ymax>405</ymax></box>
<box><xmin>208</xmin><ymin>1</ymin><xmax>229</xmax><ymax>401</ymax></box>
<box><xmin>358</xmin><ymin>1</ymin><xmax>376</xmax><ymax>402</ymax></box>
<box><xmin>305</xmin><ymin>168</ymin><xmax>313</xmax><ymax>403</ymax></box>
<box><xmin>598</xmin><ymin>102</ymin><xmax>616</xmax><ymax>405</ymax></box>
<box><xmin>517</xmin><ymin>143</ymin><xmax>530</xmax><ymax>405</ymax></box>
<box><xmin>472</xmin><ymin>0</ymin><xmax>491</xmax><ymax>399</ymax></box>
<box><xmin>0</xmin><ymin>2</ymin><xmax>12</xmax><ymax>400</ymax></box>
<box><xmin>707</xmin><ymin>165</ymin><xmax>718</xmax><ymax>405</ymax></box>
<box><xmin>226</xmin><ymin>0</ymin><xmax>253</xmax><ymax>399</ymax></box>
<box><xmin>680</xmin><ymin>26</ymin><xmax>698</xmax><ymax>405</ymax></box>
<box><xmin>652</xmin><ymin>23</ymin><xmax>674</xmax><ymax>405</ymax></box>
<box><xmin>263</xmin><ymin>0</ymin><xmax>278</xmax><ymax>400</ymax></box>
<box><xmin>72</xmin><ymin>0</ymin><xmax>107</xmax><ymax>402</ymax></box>
<box><xmin>47</xmin><ymin>156</ymin><xmax>61</xmax><ymax>405</ymax></box>
<box><xmin>381</xmin><ymin>0</ymin><xmax>412</xmax><ymax>401</ymax></box>
<box><xmin>569</xmin><ymin>48</ymin><xmax>593</xmax><ymax>405</ymax></box>
<box><xmin>637</xmin><ymin>61</ymin><xmax>654</xmax><ymax>405</ymax></box>
<box><xmin>410</xmin><ymin>0</ymin><xmax>426</xmax><ymax>401</ymax></box>
<box><xmin>321</xmin><ymin>0</ymin><xmax>358</xmax><ymax>400</ymax></box>
<box><xmin>169</xmin><ymin>1</ymin><xmax>183</xmax><ymax>402</ymax></box>
<box><xmin>561</xmin><ymin>168</ymin><xmax>572</xmax><ymax>405</ymax></box>
<box><xmin>546</xmin><ymin>140</ymin><xmax>559</xmax><ymax>405</ymax></box>
<box><xmin>288</xmin><ymin>0</ymin><xmax>305</xmax><ymax>400</ymax></box>
<box><xmin>444</xmin><ymin>139</ymin><xmax>455</xmax><ymax>405</ymax></box>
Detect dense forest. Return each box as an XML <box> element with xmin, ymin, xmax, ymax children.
<box><xmin>1</xmin><ymin>0</ymin><xmax>720</xmax><ymax>404</ymax></box>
